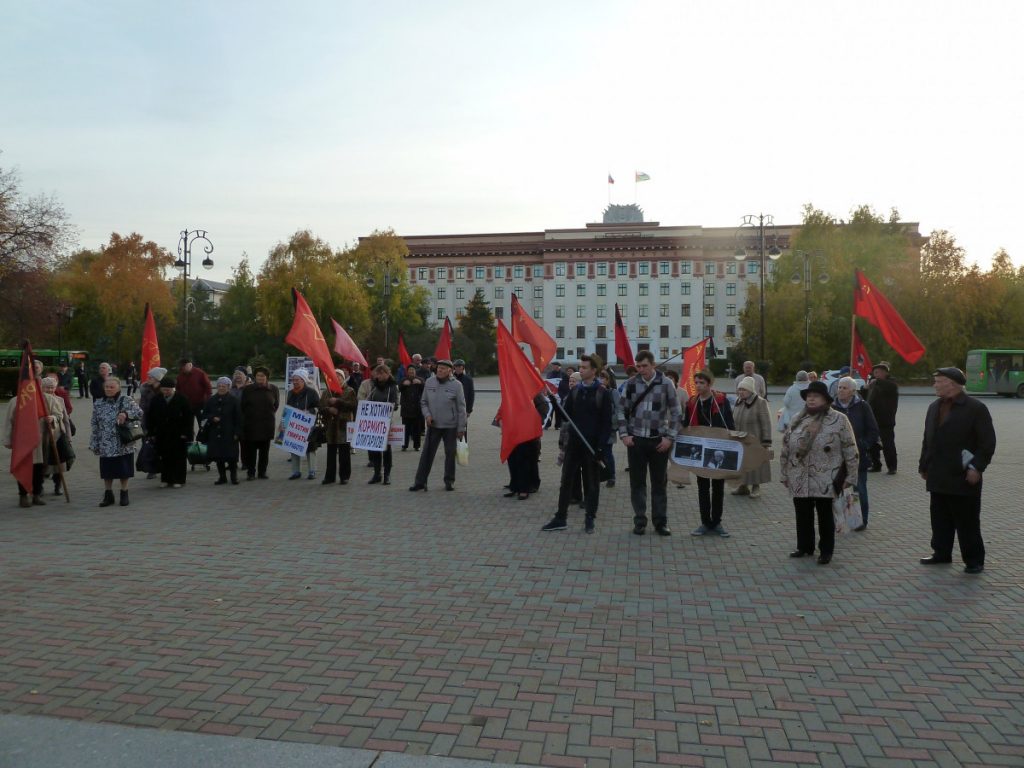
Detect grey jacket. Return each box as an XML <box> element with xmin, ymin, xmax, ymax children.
<box><xmin>421</xmin><ymin>375</ymin><xmax>467</xmax><ymax>431</ymax></box>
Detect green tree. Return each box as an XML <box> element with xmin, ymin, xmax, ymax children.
<box><xmin>456</xmin><ymin>289</ymin><xmax>497</xmax><ymax>374</ymax></box>
<box><xmin>212</xmin><ymin>255</ymin><xmax>277</xmax><ymax>371</ymax></box>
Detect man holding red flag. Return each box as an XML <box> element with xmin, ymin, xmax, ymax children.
<box><xmin>4</xmin><ymin>345</ymin><xmax>50</xmax><ymax>507</ymax></box>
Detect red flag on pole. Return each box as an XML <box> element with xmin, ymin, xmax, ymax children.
<box><xmin>851</xmin><ymin>325</ymin><xmax>874</xmax><ymax>380</ymax></box>
<box><xmin>614</xmin><ymin>304</ymin><xmax>635</xmax><ymax>368</ymax></box>
<box><xmin>284</xmin><ymin>289</ymin><xmax>343</xmax><ymax>394</ymax></box>
<box><xmin>853</xmin><ymin>270</ymin><xmax>925</xmax><ymax>364</ymax></box>
<box><xmin>681</xmin><ymin>338</ymin><xmax>711</xmax><ymax>399</ymax></box>
<box><xmin>9</xmin><ymin>343</ymin><xmax>44</xmax><ymax>493</ymax></box>
<box><xmin>330</xmin><ymin>318</ymin><xmax>369</xmax><ymax>369</ymax></box>
<box><xmin>397</xmin><ymin>331</ymin><xmax>412</xmax><ymax>368</ymax></box>
<box><xmin>141</xmin><ymin>302</ymin><xmax>161</xmax><ymax>376</ymax></box>
<box><xmin>496</xmin><ymin>320</ymin><xmax>546</xmax><ymax>462</ymax></box>
<box><xmin>434</xmin><ymin>316</ymin><xmax>453</xmax><ymax>361</ymax></box>
<box><xmin>511</xmin><ymin>294</ymin><xmax>557</xmax><ymax>372</ymax></box>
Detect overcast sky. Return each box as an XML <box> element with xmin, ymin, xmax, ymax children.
<box><xmin>4</xmin><ymin>0</ymin><xmax>1022</xmax><ymax>282</ymax></box>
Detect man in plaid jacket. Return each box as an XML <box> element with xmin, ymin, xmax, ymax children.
<box><xmin>617</xmin><ymin>350</ymin><xmax>682</xmax><ymax>535</ymax></box>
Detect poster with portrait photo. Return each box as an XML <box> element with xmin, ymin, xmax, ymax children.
<box><xmin>671</xmin><ymin>435</ymin><xmax>744</xmax><ymax>470</ymax></box>
<box><xmin>672</xmin><ymin>438</ymin><xmax>705</xmax><ymax>467</ymax></box>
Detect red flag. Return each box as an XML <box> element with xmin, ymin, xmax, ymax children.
<box><xmin>141</xmin><ymin>302</ymin><xmax>161</xmax><ymax>376</ymax></box>
<box><xmin>681</xmin><ymin>338</ymin><xmax>710</xmax><ymax>399</ymax></box>
<box><xmin>614</xmin><ymin>304</ymin><xmax>635</xmax><ymax>368</ymax></box>
<box><xmin>851</xmin><ymin>325</ymin><xmax>873</xmax><ymax>380</ymax></box>
<box><xmin>496</xmin><ymin>320</ymin><xmax>546</xmax><ymax>462</ymax></box>
<box><xmin>853</xmin><ymin>270</ymin><xmax>925</xmax><ymax>364</ymax></box>
<box><xmin>511</xmin><ymin>294</ymin><xmax>557</xmax><ymax>372</ymax></box>
<box><xmin>397</xmin><ymin>332</ymin><xmax>412</xmax><ymax>368</ymax></box>
<box><xmin>284</xmin><ymin>289</ymin><xmax>343</xmax><ymax>394</ymax></box>
<box><xmin>330</xmin><ymin>318</ymin><xmax>369</xmax><ymax>369</ymax></box>
<box><xmin>9</xmin><ymin>344</ymin><xmax>44</xmax><ymax>493</ymax></box>
<box><xmin>434</xmin><ymin>316</ymin><xmax>453</xmax><ymax>361</ymax></box>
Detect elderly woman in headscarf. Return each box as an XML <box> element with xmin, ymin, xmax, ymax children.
<box><xmin>831</xmin><ymin>375</ymin><xmax>879</xmax><ymax>531</ymax></box>
<box><xmin>89</xmin><ymin>376</ymin><xmax>145</xmax><ymax>506</ymax></box>
<box><xmin>203</xmin><ymin>376</ymin><xmax>243</xmax><ymax>485</ymax></box>
<box><xmin>4</xmin><ymin>373</ymin><xmax>63</xmax><ymax>507</ymax></box>
<box><xmin>286</xmin><ymin>369</ymin><xmax>320</xmax><ymax>480</ymax></box>
<box><xmin>319</xmin><ymin>368</ymin><xmax>358</xmax><ymax>484</ymax></box>
<box><xmin>780</xmin><ymin>380</ymin><xmax>859</xmax><ymax>565</ymax></box>
<box><xmin>147</xmin><ymin>376</ymin><xmax>193</xmax><ymax>488</ymax></box>
<box><xmin>40</xmin><ymin>375</ymin><xmax>73</xmax><ymax>496</ymax></box>
<box><xmin>732</xmin><ymin>375</ymin><xmax>773</xmax><ymax>498</ymax></box>
<box><xmin>136</xmin><ymin>367</ymin><xmax>167</xmax><ymax>480</ymax></box>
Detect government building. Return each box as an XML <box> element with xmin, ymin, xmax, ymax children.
<box><xmin>399</xmin><ymin>206</ymin><xmax>916</xmax><ymax>365</ymax></box>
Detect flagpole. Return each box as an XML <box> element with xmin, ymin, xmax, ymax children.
<box><xmin>850</xmin><ymin>315</ymin><xmax>856</xmax><ymax>372</ymax></box>
<box><xmin>550</xmin><ymin>397</ymin><xmax>604</xmax><ymax>467</ymax></box>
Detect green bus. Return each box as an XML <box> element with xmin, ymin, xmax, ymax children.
<box><xmin>0</xmin><ymin>349</ymin><xmax>90</xmax><ymax>398</ymax></box>
<box><xmin>965</xmin><ymin>349</ymin><xmax>1024</xmax><ymax>398</ymax></box>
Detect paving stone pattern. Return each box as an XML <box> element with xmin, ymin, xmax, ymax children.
<box><xmin>2</xmin><ymin>387</ymin><xmax>1023</xmax><ymax>767</ymax></box>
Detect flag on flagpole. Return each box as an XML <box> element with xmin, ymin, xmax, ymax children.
<box><xmin>510</xmin><ymin>294</ymin><xmax>557</xmax><ymax>372</ymax></box>
<box><xmin>496</xmin><ymin>320</ymin><xmax>546</xmax><ymax>462</ymax></box>
<box><xmin>141</xmin><ymin>302</ymin><xmax>161</xmax><ymax>376</ymax></box>
<box><xmin>284</xmin><ymin>288</ymin><xmax>343</xmax><ymax>394</ymax></box>
<box><xmin>397</xmin><ymin>331</ymin><xmax>412</xmax><ymax>368</ymax></box>
<box><xmin>851</xmin><ymin>325</ymin><xmax>874</xmax><ymax>380</ymax></box>
<box><xmin>853</xmin><ymin>270</ymin><xmax>925</xmax><ymax>363</ymax></box>
<box><xmin>330</xmin><ymin>318</ymin><xmax>369</xmax><ymax>369</ymax></box>
<box><xmin>10</xmin><ymin>343</ymin><xmax>45</xmax><ymax>493</ymax></box>
<box><xmin>614</xmin><ymin>304</ymin><xmax>635</xmax><ymax>368</ymax></box>
<box><xmin>434</xmin><ymin>316</ymin><xmax>453</xmax><ymax>361</ymax></box>
<box><xmin>607</xmin><ymin>174</ymin><xmax>615</xmax><ymax>184</ymax></box>
<box><xmin>635</xmin><ymin>171</ymin><xmax>651</xmax><ymax>182</ymax></box>
<box><xmin>681</xmin><ymin>338</ymin><xmax>711</xmax><ymax>399</ymax></box>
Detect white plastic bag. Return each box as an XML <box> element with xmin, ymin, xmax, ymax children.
<box><xmin>456</xmin><ymin>438</ymin><xmax>470</xmax><ymax>466</ymax></box>
<box><xmin>833</xmin><ymin>487</ymin><xmax>863</xmax><ymax>535</ymax></box>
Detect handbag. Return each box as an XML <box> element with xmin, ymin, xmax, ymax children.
<box><xmin>117</xmin><ymin>419</ymin><xmax>145</xmax><ymax>444</ymax></box>
<box><xmin>833</xmin><ymin>487</ymin><xmax>863</xmax><ymax>535</ymax></box>
<box><xmin>135</xmin><ymin>439</ymin><xmax>159</xmax><ymax>473</ymax></box>
<box><xmin>187</xmin><ymin>440</ymin><xmax>208</xmax><ymax>465</ymax></box>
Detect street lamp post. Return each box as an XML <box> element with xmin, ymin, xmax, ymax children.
<box><xmin>365</xmin><ymin>264</ymin><xmax>401</xmax><ymax>355</ymax></box>
<box><xmin>174</xmin><ymin>229</ymin><xmax>214</xmax><ymax>357</ymax></box>
<box><xmin>55</xmin><ymin>304</ymin><xmax>75</xmax><ymax>365</ymax></box>
<box><xmin>790</xmin><ymin>250</ymin><xmax>830</xmax><ymax>363</ymax></box>
<box><xmin>734</xmin><ymin>214</ymin><xmax>782</xmax><ymax>361</ymax></box>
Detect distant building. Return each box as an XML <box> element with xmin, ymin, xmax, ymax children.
<box><xmin>168</xmin><ymin>277</ymin><xmax>231</xmax><ymax>308</ymax></box>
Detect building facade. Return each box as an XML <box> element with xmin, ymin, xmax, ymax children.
<box><xmin>399</xmin><ymin>208</ymin><xmax>918</xmax><ymax>365</ymax></box>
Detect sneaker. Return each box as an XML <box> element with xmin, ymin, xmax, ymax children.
<box><xmin>307</xmin><ymin>471</ymin><xmax>316</xmax><ymax>480</ymax></box>
<box><xmin>691</xmin><ymin>525</ymin><xmax>709</xmax><ymax>536</ymax></box>
<box><xmin>584</xmin><ymin>518</ymin><xmax>595</xmax><ymax>534</ymax></box>
<box><xmin>715</xmin><ymin>525</ymin><xmax>731</xmax><ymax>538</ymax></box>
<box><xmin>541</xmin><ymin>518</ymin><xmax>568</xmax><ymax>532</ymax></box>
<box><xmin>748</xmin><ymin>486</ymin><xmax>761</xmax><ymax>498</ymax></box>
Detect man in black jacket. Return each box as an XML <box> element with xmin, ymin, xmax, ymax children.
<box><xmin>867</xmin><ymin>362</ymin><xmax>899</xmax><ymax>473</ymax></box>
<box><xmin>452</xmin><ymin>359</ymin><xmax>475</xmax><ymax>418</ymax></box>
<box><xmin>542</xmin><ymin>355</ymin><xmax>611</xmax><ymax>534</ymax></box>
<box><xmin>918</xmin><ymin>367</ymin><xmax>997</xmax><ymax>574</ymax></box>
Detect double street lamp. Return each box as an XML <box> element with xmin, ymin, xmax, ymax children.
<box><xmin>790</xmin><ymin>249</ymin><xmax>830</xmax><ymax>363</ymax></box>
<box><xmin>365</xmin><ymin>265</ymin><xmax>401</xmax><ymax>354</ymax></box>
<box><xmin>55</xmin><ymin>303</ymin><xmax>75</xmax><ymax>365</ymax></box>
<box><xmin>174</xmin><ymin>229</ymin><xmax>214</xmax><ymax>356</ymax></box>
<box><xmin>734</xmin><ymin>213</ymin><xmax>782</xmax><ymax>361</ymax></box>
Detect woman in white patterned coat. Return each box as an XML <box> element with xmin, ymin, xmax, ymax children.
<box><xmin>89</xmin><ymin>377</ymin><xmax>144</xmax><ymax>508</ymax></box>
<box><xmin>780</xmin><ymin>380</ymin><xmax>858</xmax><ymax>565</ymax></box>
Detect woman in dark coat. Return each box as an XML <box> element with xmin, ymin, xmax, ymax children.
<box><xmin>147</xmin><ymin>376</ymin><xmax>194</xmax><ymax>487</ymax></box>
<box><xmin>240</xmin><ymin>366</ymin><xmax>279</xmax><ymax>480</ymax></box>
<box><xmin>399</xmin><ymin>367</ymin><xmax>425</xmax><ymax>451</ymax></box>
<box><xmin>319</xmin><ymin>369</ymin><xmax>358</xmax><ymax>484</ymax></box>
<box><xmin>203</xmin><ymin>377</ymin><xmax>242</xmax><ymax>485</ymax></box>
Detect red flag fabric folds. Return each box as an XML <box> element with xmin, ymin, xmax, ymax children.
<box><xmin>434</xmin><ymin>317</ymin><xmax>453</xmax><ymax>362</ymax></box>
<box><xmin>330</xmin><ymin>318</ymin><xmax>369</xmax><ymax>369</ymax></box>
<box><xmin>141</xmin><ymin>303</ymin><xmax>161</xmax><ymax>376</ymax></box>
<box><xmin>614</xmin><ymin>304</ymin><xmax>635</xmax><ymax>368</ymax></box>
<box><xmin>9</xmin><ymin>344</ymin><xmax>43</xmax><ymax>492</ymax></box>
<box><xmin>853</xmin><ymin>270</ymin><xmax>925</xmax><ymax>364</ymax></box>
<box><xmin>851</xmin><ymin>326</ymin><xmax>873</xmax><ymax>381</ymax></box>
<box><xmin>496</xmin><ymin>320</ymin><xmax>546</xmax><ymax>463</ymax></box>
<box><xmin>397</xmin><ymin>332</ymin><xmax>412</xmax><ymax>368</ymax></box>
<box><xmin>510</xmin><ymin>294</ymin><xmax>557</xmax><ymax>372</ymax></box>
<box><xmin>681</xmin><ymin>338</ymin><xmax>710</xmax><ymax>399</ymax></box>
<box><xmin>284</xmin><ymin>289</ymin><xmax>343</xmax><ymax>394</ymax></box>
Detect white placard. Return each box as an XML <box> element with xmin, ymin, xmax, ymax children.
<box><xmin>275</xmin><ymin>405</ymin><xmax>317</xmax><ymax>456</ymax></box>
<box><xmin>346</xmin><ymin>423</ymin><xmax>405</xmax><ymax>448</ymax></box>
<box><xmin>672</xmin><ymin>436</ymin><xmax>744</xmax><ymax>470</ymax></box>
<box><xmin>352</xmin><ymin>401</ymin><xmax>395</xmax><ymax>452</ymax></box>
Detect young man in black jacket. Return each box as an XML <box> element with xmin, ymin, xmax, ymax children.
<box><xmin>542</xmin><ymin>355</ymin><xmax>611</xmax><ymax>534</ymax></box>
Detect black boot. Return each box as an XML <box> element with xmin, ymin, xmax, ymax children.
<box><xmin>99</xmin><ymin>490</ymin><xmax>115</xmax><ymax>507</ymax></box>
<box><xmin>230</xmin><ymin>466</ymin><xmax>239</xmax><ymax>485</ymax></box>
<box><xmin>368</xmin><ymin>473</ymin><xmax>382</xmax><ymax>484</ymax></box>
<box><xmin>119</xmin><ymin>490</ymin><xmax>129</xmax><ymax>507</ymax></box>
<box><xmin>383</xmin><ymin>470</ymin><xmax>391</xmax><ymax>485</ymax></box>
<box><xmin>215</xmin><ymin>467</ymin><xmax>228</xmax><ymax>485</ymax></box>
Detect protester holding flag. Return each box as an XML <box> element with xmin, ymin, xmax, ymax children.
<box><xmin>363</xmin><ymin>364</ymin><xmax>399</xmax><ymax>486</ymax></box>
<box><xmin>411</xmin><ymin>359</ymin><xmax>466</xmax><ymax>492</ymax></box>
<box><xmin>90</xmin><ymin>377</ymin><xmax>145</xmax><ymax>506</ymax></box>
<box><xmin>286</xmin><ymin>369</ymin><xmax>320</xmax><ymax>480</ymax></box>
<box><xmin>866</xmin><ymin>363</ymin><xmax>899</xmax><ymax>474</ymax></box>
<box><xmin>241</xmin><ymin>367</ymin><xmax>278</xmax><ymax>480</ymax></box>
<box><xmin>684</xmin><ymin>370</ymin><xmax>736</xmax><ymax>536</ymax></box>
<box><xmin>319</xmin><ymin>369</ymin><xmax>358</xmax><ymax>485</ymax></box>
<box><xmin>832</xmin><ymin>376</ymin><xmax>879</xmax><ymax>531</ymax></box>
<box><xmin>4</xmin><ymin>354</ymin><xmax>52</xmax><ymax>508</ymax></box>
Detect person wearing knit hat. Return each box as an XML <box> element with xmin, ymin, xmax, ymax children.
<box><xmin>147</xmin><ymin>367</ymin><xmax>168</xmax><ymax>382</ymax></box>
<box><xmin>286</xmin><ymin>368</ymin><xmax>320</xmax><ymax>480</ymax></box>
<box><xmin>734</xmin><ymin>361</ymin><xmax>767</xmax><ymax>400</ymax></box>
<box><xmin>732</xmin><ymin>375</ymin><xmax>773</xmax><ymax>499</ymax></box>
<box><xmin>202</xmin><ymin>376</ymin><xmax>243</xmax><ymax>485</ymax></box>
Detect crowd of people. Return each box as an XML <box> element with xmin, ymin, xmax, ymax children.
<box><xmin>5</xmin><ymin>351</ymin><xmax>996</xmax><ymax>573</ymax></box>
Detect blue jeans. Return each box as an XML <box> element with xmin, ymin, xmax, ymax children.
<box><xmin>857</xmin><ymin>467</ymin><xmax>869</xmax><ymax>524</ymax></box>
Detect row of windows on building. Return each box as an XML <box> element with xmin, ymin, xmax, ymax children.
<box><xmin>434</xmin><ymin>303</ymin><xmax>736</xmax><ymax>324</ymax></box>
<box><xmin>557</xmin><ymin>345</ymin><xmax>701</xmax><ymax>362</ymax></box>
<box><xmin>436</xmin><ymin>282</ymin><xmax>740</xmax><ymax>301</ymax></box>
<box><xmin>413</xmin><ymin>260</ymin><xmax>766</xmax><ymax>282</ymax></box>
<box><xmin>550</xmin><ymin>324</ymin><xmax>737</xmax><ymax>341</ymax></box>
